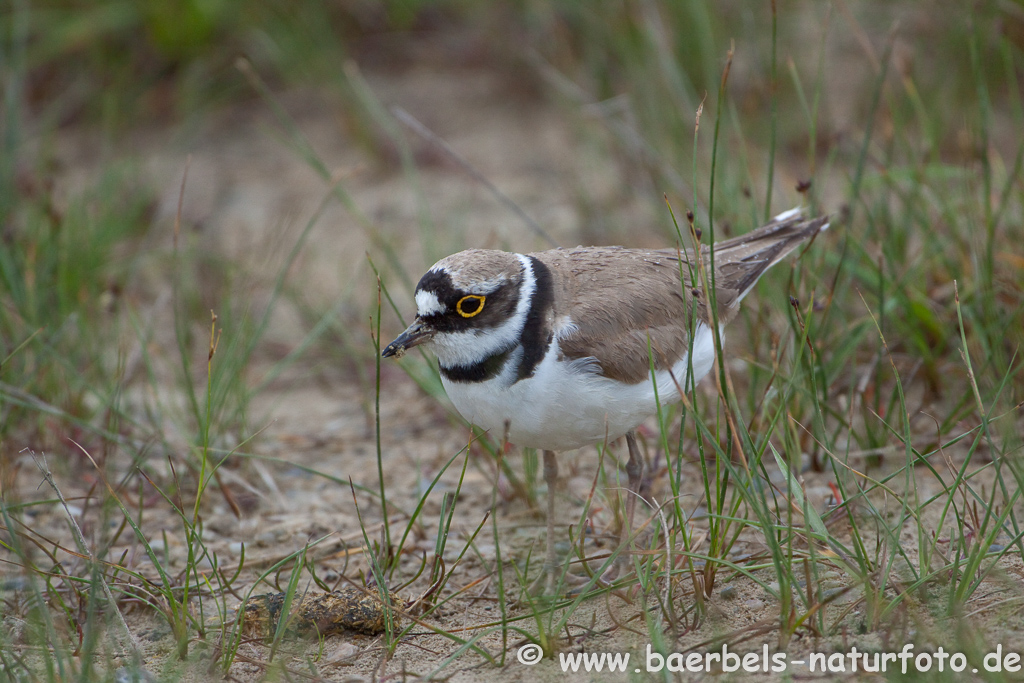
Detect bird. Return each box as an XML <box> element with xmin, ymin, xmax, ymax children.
<box><xmin>382</xmin><ymin>207</ymin><xmax>828</xmax><ymax>594</ymax></box>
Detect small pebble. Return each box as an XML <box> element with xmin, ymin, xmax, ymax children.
<box><xmin>114</xmin><ymin>667</ymin><xmax>157</xmax><ymax>683</ymax></box>
<box><xmin>720</xmin><ymin>586</ymin><xmax>738</xmax><ymax>600</ymax></box>
<box><xmin>326</xmin><ymin>642</ymin><xmax>360</xmax><ymax>666</ymax></box>
<box><xmin>743</xmin><ymin>599</ymin><xmax>765</xmax><ymax>611</ymax></box>
<box><xmin>255</xmin><ymin>529</ymin><xmax>288</xmax><ymax>545</ymax></box>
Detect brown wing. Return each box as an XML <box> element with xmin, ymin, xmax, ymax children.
<box><xmin>532</xmin><ymin>247</ymin><xmax>702</xmax><ymax>384</ymax></box>
<box><xmin>530</xmin><ymin>210</ymin><xmax>828</xmax><ymax>384</ymax></box>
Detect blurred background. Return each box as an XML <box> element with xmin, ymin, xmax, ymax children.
<box><xmin>3</xmin><ymin>0</ymin><xmax>1024</xmax><ymax>504</ymax></box>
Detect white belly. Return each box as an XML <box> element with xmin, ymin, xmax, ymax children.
<box><xmin>441</xmin><ymin>323</ymin><xmax>718</xmax><ymax>451</ymax></box>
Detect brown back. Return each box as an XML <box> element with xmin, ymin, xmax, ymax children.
<box><xmin>533</xmin><ymin>212</ymin><xmax>828</xmax><ymax>383</ymax></box>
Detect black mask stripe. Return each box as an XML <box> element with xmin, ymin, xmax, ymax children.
<box><xmin>515</xmin><ymin>256</ymin><xmax>554</xmax><ymax>382</ymax></box>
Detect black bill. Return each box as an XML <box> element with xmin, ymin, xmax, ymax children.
<box><xmin>381</xmin><ymin>319</ymin><xmax>435</xmax><ymax>358</ymax></box>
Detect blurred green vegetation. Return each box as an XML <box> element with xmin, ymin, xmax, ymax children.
<box><xmin>2</xmin><ymin>0</ymin><xmax>512</xmax><ymax>136</ymax></box>
<box><xmin>4</xmin><ymin>0</ymin><xmax>1022</xmax><ymax>157</ymax></box>
<box><xmin>0</xmin><ymin>0</ymin><xmax>469</xmax><ymax>448</ymax></box>
<box><xmin>3</xmin><ymin>0</ymin><xmax>1023</xmax><ymax>452</ymax></box>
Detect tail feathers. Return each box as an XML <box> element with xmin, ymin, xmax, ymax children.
<box><xmin>701</xmin><ymin>208</ymin><xmax>829</xmax><ymax>316</ymax></box>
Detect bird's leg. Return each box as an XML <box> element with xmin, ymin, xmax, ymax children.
<box><xmin>601</xmin><ymin>430</ymin><xmax>644</xmax><ymax>583</ymax></box>
<box><xmin>542</xmin><ymin>450</ymin><xmax>560</xmax><ymax>590</ymax></box>
<box><xmin>529</xmin><ymin>450</ymin><xmax>561</xmax><ymax>596</ymax></box>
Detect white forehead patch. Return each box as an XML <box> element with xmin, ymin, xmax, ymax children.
<box><xmin>415</xmin><ymin>290</ymin><xmax>446</xmax><ymax>316</ymax></box>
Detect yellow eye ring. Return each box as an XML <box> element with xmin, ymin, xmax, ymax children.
<box><xmin>456</xmin><ymin>295</ymin><xmax>486</xmax><ymax>318</ymax></box>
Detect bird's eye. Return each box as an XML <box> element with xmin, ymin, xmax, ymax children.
<box><xmin>456</xmin><ymin>295</ymin><xmax>485</xmax><ymax>317</ymax></box>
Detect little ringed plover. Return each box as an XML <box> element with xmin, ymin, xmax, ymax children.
<box><xmin>383</xmin><ymin>207</ymin><xmax>829</xmax><ymax>593</ymax></box>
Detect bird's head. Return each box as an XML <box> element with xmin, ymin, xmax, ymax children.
<box><xmin>381</xmin><ymin>250</ymin><xmax>533</xmax><ymax>367</ymax></box>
